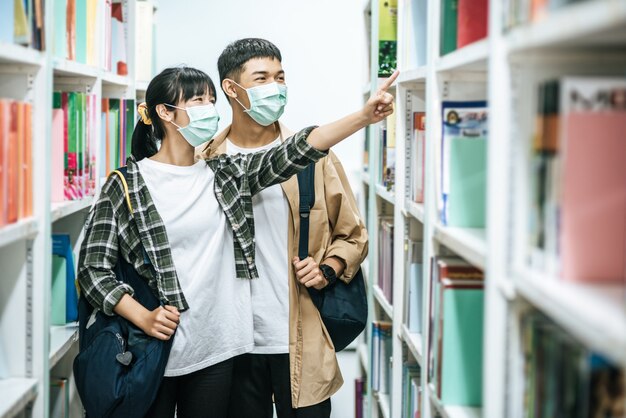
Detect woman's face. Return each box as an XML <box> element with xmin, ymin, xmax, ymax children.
<box><xmin>171</xmin><ymin>90</ymin><xmax>216</xmax><ymax>128</ymax></box>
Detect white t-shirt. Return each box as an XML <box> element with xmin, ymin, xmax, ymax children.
<box><xmin>227</xmin><ymin>138</ymin><xmax>290</xmax><ymax>354</ymax></box>
<box><xmin>136</xmin><ymin>157</ymin><xmax>254</xmax><ymax>376</ymax></box>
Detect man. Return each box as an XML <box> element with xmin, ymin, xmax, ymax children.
<box><xmin>198</xmin><ymin>38</ymin><xmax>368</xmax><ymax>417</ymax></box>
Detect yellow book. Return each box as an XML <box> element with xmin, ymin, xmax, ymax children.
<box><xmin>13</xmin><ymin>0</ymin><xmax>30</xmax><ymax>45</ymax></box>
<box><xmin>86</xmin><ymin>0</ymin><xmax>98</xmax><ymax>65</ymax></box>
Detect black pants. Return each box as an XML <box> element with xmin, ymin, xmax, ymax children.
<box><xmin>146</xmin><ymin>358</ymin><xmax>234</xmax><ymax>418</ymax></box>
<box><xmin>228</xmin><ymin>353</ymin><xmax>331</xmax><ymax>418</ymax></box>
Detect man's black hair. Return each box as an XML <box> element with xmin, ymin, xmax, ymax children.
<box><xmin>217</xmin><ymin>38</ymin><xmax>282</xmax><ymax>88</ymax></box>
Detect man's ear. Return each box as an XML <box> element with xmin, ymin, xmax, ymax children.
<box><xmin>156</xmin><ymin>103</ymin><xmax>173</xmax><ymax>122</ymax></box>
<box><xmin>222</xmin><ymin>79</ymin><xmax>238</xmax><ymax>99</ymax></box>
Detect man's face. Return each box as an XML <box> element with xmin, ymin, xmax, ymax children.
<box><xmin>238</xmin><ymin>57</ymin><xmax>285</xmax><ymax>89</ymax></box>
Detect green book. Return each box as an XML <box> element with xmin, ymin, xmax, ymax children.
<box><xmin>440</xmin><ymin>0</ymin><xmax>458</xmax><ymax>55</ymax></box>
<box><xmin>125</xmin><ymin>99</ymin><xmax>135</xmax><ymax>159</ymax></box>
<box><xmin>378</xmin><ymin>0</ymin><xmax>397</xmax><ymax>77</ymax></box>
<box><xmin>448</xmin><ymin>137</ymin><xmax>487</xmax><ymax>227</ymax></box>
<box><xmin>75</xmin><ymin>0</ymin><xmax>87</xmax><ymax>63</ymax></box>
<box><xmin>441</xmin><ymin>286</ymin><xmax>484</xmax><ymax>406</ymax></box>
<box><xmin>53</xmin><ymin>0</ymin><xmax>67</xmax><ymax>59</ymax></box>
<box><xmin>51</xmin><ymin>255</ymin><xmax>67</xmax><ymax>326</ymax></box>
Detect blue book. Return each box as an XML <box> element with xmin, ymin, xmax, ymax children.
<box><xmin>53</xmin><ymin>0</ymin><xmax>68</xmax><ymax>58</ymax></box>
<box><xmin>0</xmin><ymin>0</ymin><xmax>15</xmax><ymax>43</ymax></box>
<box><xmin>52</xmin><ymin>234</ymin><xmax>78</xmax><ymax>323</ymax></box>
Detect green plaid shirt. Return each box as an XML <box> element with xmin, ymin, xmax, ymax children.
<box><xmin>78</xmin><ymin>126</ymin><xmax>325</xmax><ymax>315</ymax></box>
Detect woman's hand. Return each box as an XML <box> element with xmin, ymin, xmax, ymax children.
<box><xmin>139</xmin><ymin>305</ymin><xmax>180</xmax><ymax>341</ymax></box>
<box><xmin>293</xmin><ymin>257</ymin><xmax>328</xmax><ymax>290</ymax></box>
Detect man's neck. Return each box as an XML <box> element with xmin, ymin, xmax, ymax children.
<box><xmin>228</xmin><ymin>111</ymin><xmax>280</xmax><ymax>149</ymax></box>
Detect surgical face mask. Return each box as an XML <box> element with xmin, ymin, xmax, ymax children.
<box><xmin>232</xmin><ymin>81</ymin><xmax>288</xmax><ymax>126</ymax></box>
<box><xmin>166</xmin><ymin>103</ymin><xmax>220</xmax><ymax>147</ymax></box>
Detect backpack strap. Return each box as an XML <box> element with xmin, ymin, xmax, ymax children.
<box><xmin>109</xmin><ymin>167</ymin><xmax>133</xmax><ymax>214</ymax></box>
<box><xmin>297</xmin><ymin>163</ymin><xmax>316</xmax><ymax>260</ymax></box>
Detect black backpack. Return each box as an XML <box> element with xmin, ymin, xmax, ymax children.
<box><xmin>74</xmin><ymin>167</ymin><xmax>173</xmax><ymax>418</ymax></box>
<box><xmin>297</xmin><ymin>163</ymin><xmax>368</xmax><ymax>352</ymax></box>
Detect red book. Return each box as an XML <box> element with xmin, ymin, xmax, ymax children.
<box><xmin>16</xmin><ymin>102</ymin><xmax>25</xmax><ymax>219</ymax></box>
<box><xmin>457</xmin><ymin>0</ymin><xmax>488</xmax><ymax>49</ymax></box>
<box><xmin>0</xmin><ymin>101</ymin><xmax>6</xmax><ymax>226</ymax></box>
<box><xmin>7</xmin><ymin>102</ymin><xmax>18</xmax><ymax>224</ymax></box>
<box><xmin>23</xmin><ymin>103</ymin><xmax>32</xmax><ymax>217</ymax></box>
<box><xmin>67</xmin><ymin>0</ymin><xmax>76</xmax><ymax>61</ymax></box>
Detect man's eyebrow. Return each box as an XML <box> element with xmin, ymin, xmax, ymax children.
<box><xmin>250</xmin><ymin>70</ymin><xmax>285</xmax><ymax>76</ymax></box>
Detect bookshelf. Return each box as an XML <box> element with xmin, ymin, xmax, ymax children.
<box><xmin>360</xmin><ymin>1</ymin><xmax>626</xmax><ymax>418</ymax></box>
<box><xmin>0</xmin><ymin>1</ymin><xmax>157</xmax><ymax>416</ymax></box>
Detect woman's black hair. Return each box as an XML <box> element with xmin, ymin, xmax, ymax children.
<box><xmin>131</xmin><ymin>66</ymin><xmax>217</xmax><ymax>160</ymax></box>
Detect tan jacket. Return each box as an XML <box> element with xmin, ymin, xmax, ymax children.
<box><xmin>197</xmin><ymin>122</ymin><xmax>368</xmax><ymax>407</ymax></box>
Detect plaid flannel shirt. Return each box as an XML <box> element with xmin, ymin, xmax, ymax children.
<box><xmin>78</xmin><ymin>126</ymin><xmax>325</xmax><ymax>315</ymax></box>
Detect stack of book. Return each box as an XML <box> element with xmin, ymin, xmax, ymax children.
<box><xmin>427</xmin><ymin>256</ymin><xmax>484</xmax><ymax>407</ymax></box>
<box><xmin>440</xmin><ymin>0</ymin><xmax>489</xmax><ymax>56</ymax></box>
<box><xmin>528</xmin><ymin>76</ymin><xmax>626</xmax><ymax>282</ymax></box>
<box><xmin>402</xmin><ymin>363</ymin><xmax>422</xmax><ymax>418</ymax></box>
<box><xmin>522</xmin><ymin>311</ymin><xmax>625</xmax><ymax>417</ymax></box>
<box><xmin>100</xmin><ymin>98</ymin><xmax>135</xmax><ymax>176</ymax></box>
<box><xmin>371</xmin><ymin>321</ymin><xmax>393</xmax><ymax>395</ymax></box>
<box><xmin>52</xmin><ymin>91</ymin><xmax>98</xmax><ymax>202</ymax></box>
<box><xmin>503</xmin><ymin>0</ymin><xmax>590</xmax><ymax>31</ymax></box>
<box><xmin>0</xmin><ymin>99</ymin><xmax>33</xmax><ymax>227</ymax></box>
<box><xmin>0</xmin><ymin>0</ymin><xmax>45</xmax><ymax>50</ymax></box>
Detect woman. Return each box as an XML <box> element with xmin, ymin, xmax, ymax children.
<box><xmin>78</xmin><ymin>65</ymin><xmax>397</xmax><ymax>417</ymax></box>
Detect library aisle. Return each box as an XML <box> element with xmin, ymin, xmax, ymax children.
<box><xmin>1</xmin><ymin>0</ymin><xmax>625</xmax><ymax>418</ymax></box>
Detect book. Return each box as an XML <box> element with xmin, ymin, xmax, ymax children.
<box><xmin>406</xmin><ymin>240</ymin><xmax>423</xmax><ymax>334</ymax></box>
<box><xmin>412</xmin><ymin>112</ymin><xmax>426</xmax><ymax>203</ymax></box>
<box><xmin>427</xmin><ymin>256</ymin><xmax>483</xmax><ymax>395</ymax></box>
<box><xmin>440</xmin><ymin>0</ymin><xmax>458</xmax><ymax>55</ymax></box>
<box><xmin>0</xmin><ymin>101</ymin><xmax>6</xmax><ymax>226</ymax></box>
<box><xmin>439</xmin><ymin>279</ymin><xmax>484</xmax><ymax>405</ymax></box>
<box><xmin>384</xmin><ymin>110</ymin><xmax>397</xmax><ymax>191</ymax></box>
<box><xmin>440</xmin><ymin>101</ymin><xmax>488</xmax><ymax>226</ymax></box>
<box><xmin>378</xmin><ymin>0</ymin><xmax>397</xmax><ymax>77</ymax></box>
<box><xmin>378</xmin><ymin>218</ymin><xmax>394</xmax><ymax>304</ymax></box>
<box><xmin>66</xmin><ymin>0</ymin><xmax>76</xmax><ymax>61</ymax></box>
<box><xmin>52</xmin><ymin>234</ymin><xmax>78</xmax><ymax>324</ymax></box>
<box><xmin>6</xmin><ymin>101</ymin><xmax>18</xmax><ymax>224</ymax></box>
<box><xmin>355</xmin><ymin>377</ymin><xmax>365</xmax><ymax>418</ymax></box>
<box><xmin>457</xmin><ymin>0</ymin><xmax>488</xmax><ymax>49</ymax></box>
<box><xmin>558</xmin><ymin>77</ymin><xmax>626</xmax><ymax>283</ymax></box>
<box><xmin>50</xmin><ymin>377</ymin><xmax>70</xmax><ymax>418</ymax></box>
<box><xmin>51</xmin><ymin>253</ymin><xmax>67</xmax><ymax>325</ymax></box>
<box><xmin>0</xmin><ymin>0</ymin><xmax>15</xmax><ymax>43</ymax></box>
<box><xmin>13</xmin><ymin>0</ymin><xmax>31</xmax><ymax>46</ymax></box>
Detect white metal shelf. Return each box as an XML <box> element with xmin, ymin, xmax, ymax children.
<box><xmin>0</xmin><ymin>43</ymin><xmax>44</xmax><ymax>66</ymax></box>
<box><xmin>374</xmin><ymin>392</ymin><xmax>391</xmax><ymax>418</ymax></box>
<box><xmin>433</xmin><ymin>225</ymin><xmax>487</xmax><ymax>270</ymax></box>
<box><xmin>373</xmin><ymin>284</ymin><xmax>394</xmax><ymax>319</ymax></box>
<box><xmin>52</xmin><ymin>58</ymin><xmax>99</xmax><ymax>78</ymax></box>
<box><xmin>375</xmin><ymin>184</ymin><xmax>395</xmax><ymax>205</ymax></box>
<box><xmin>0</xmin><ymin>378</ymin><xmax>38</xmax><ymax>418</ymax></box>
<box><xmin>398</xmin><ymin>66</ymin><xmax>428</xmax><ymax>84</ymax></box>
<box><xmin>513</xmin><ymin>269</ymin><xmax>626</xmax><ymax>366</ymax></box>
<box><xmin>400</xmin><ymin>324</ymin><xmax>423</xmax><ymax>366</ymax></box>
<box><xmin>428</xmin><ymin>384</ymin><xmax>482</xmax><ymax>418</ymax></box>
<box><xmin>505</xmin><ymin>0</ymin><xmax>626</xmax><ymax>53</ymax></box>
<box><xmin>358</xmin><ymin>342</ymin><xmax>369</xmax><ymax>373</ymax></box>
<box><xmin>403</xmin><ymin>201</ymin><xmax>425</xmax><ymax>223</ymax></box>
<box><xmin>0</xmin><ymin>218</ymin><xmax>38</xmax><ymax>248</ymax></box>
<box><xmin>101</xmin><ymin>72</ymin><xmax>130</xmax><ymax>87</ymax></box>
<box><xmin>436</xmin><ymin>39</ymin><xmax>489</xmax><ymax>73</ymax></box>
<box><xmin>51</xmin><ymin>197</ymin><xmax>94</xmax><ymax>223</ymax></box>
<box><xmin>49</xmin><ymin>324</ymin><xmax>79</xmax><ymax>369</ymax></box>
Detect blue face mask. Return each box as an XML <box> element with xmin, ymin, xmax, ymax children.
<box><xmin>232</xmin><ymin>81</ymin><xmax>288</xmax><ymax>126</ymax></box>
<box><xmin>166</xmin><ymin>103</ymin><xmax>220</xmax><ymax>147</ymax></box>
